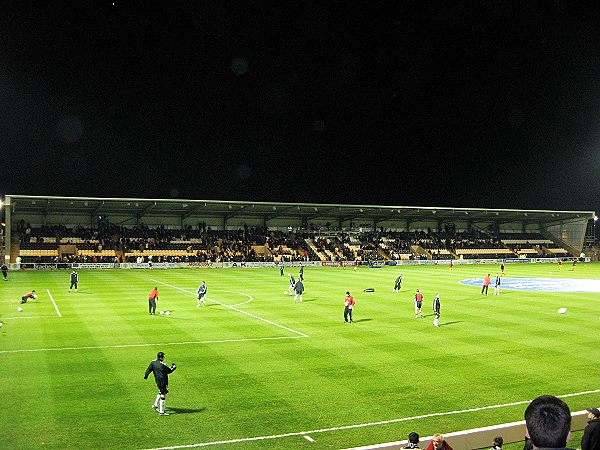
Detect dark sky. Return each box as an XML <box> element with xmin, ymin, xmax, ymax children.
<box><xmin>1</xmin><ymin>2</ymin><xmax>600</xmax><ymax>213</ymax></box>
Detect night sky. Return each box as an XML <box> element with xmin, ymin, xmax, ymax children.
<box><xmin>1</xmin><ymin>2</ymin><xmax>600</xmax><ymax>213</ymax></box>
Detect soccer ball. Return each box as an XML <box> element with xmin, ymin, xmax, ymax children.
<box><xmin>159</xmin><ymin>311</ymin><xmax>164</xmax><ymax>315</ymax></box>
<box><xmin>0</xmin><ymin>322</ymin><xmax>3</xmax><ymax>328</ymax></box>
<box><xmin>557</xmin><ymin>307</ymin><xmax>568</xmax><ymax>314</ymax></box>
<box><xmin>18</xmin><ymin>307</ymin><xmax>23</xmax><ymax>312</ymax></box>
<box><xmin>32</xmin><ymin>294</ymin><xmax>38</xmax><ymax>299</ymax></box>
<box><xmin>165</xmin><ymin>311</ymin><xmax>171</xmax><ymax>316</ymax></box>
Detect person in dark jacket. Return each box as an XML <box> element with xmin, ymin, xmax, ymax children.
<box><xmin>582</xmin><ymin>407</ymin><xmax>600</xmax><ymax>450</ymax></box>
<box><xmin>144</xmin><ymin>351</ymin><xmax>176</xmax><ymax>416</ymax></box>
<box><xmin>69</xmin><ymin>270</ymin><xmax>78</xmax><ymax>292</ymax></box>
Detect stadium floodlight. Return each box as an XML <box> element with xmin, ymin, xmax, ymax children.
<box><xmin>595</xmin><ymin>216</ymin><xmax>598</xmax><ymax>222</ymax></box>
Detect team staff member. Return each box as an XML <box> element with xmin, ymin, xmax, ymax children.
<box><xmin>144</xmin><ymin>351</ymin><xmax>176</xmax><ymax>416</ymax></box>
<box><xmin>343</xmin><ymin>291</ymin><xmax>355</xmax><ymax>323</ymax></box>
<box><xmin>69</xmin><ymin>270</ymin><xmax>78</xmax><ymax>292</ymax></box>
<box><xmin>299</xmin><ymin>264</ymin><xmax>304</xmax><ymax>281</ymax></box>
<box><xmin>21</xmin><ymin>290</ymin><xmax>37</xmax><ymax>304</ymax></box>
<box><xmin>148</xmin><ymin>287</ymin><xmax>158</xmax><ymax>315</ymax></box>
<box><xmin>1</xmin><ymin>263</ymin><xmax>8</xmax><ymax>281</ymax></box>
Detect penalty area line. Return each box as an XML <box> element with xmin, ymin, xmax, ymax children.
<box><xmin>144</xmin><ymin>389</ymin><xmax>600</xmax><ymax>450</ymax></box>
<box><xmin>151</xmin><ymin>279</ymin><xmax>309</xmax><ymax>338</ymax></box>
<box><xmin>46</xmin><ymin>289</ymin><xmax>62</xmax><ymax>317</ymax></box>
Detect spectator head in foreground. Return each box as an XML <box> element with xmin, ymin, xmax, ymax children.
<box><xmin>491</xmin><ymin>435</ymin><xmax>503</xmax><ymax>449</ymax></box>
<box><xmin>404</xmin><ymin>431</ymin><xmax>420</xmax><ymax>448</ymax></box>
<box><xmin>524</xmin><ymin>395</ymin><xmax>571</xmax><ymax>449</ymax></box>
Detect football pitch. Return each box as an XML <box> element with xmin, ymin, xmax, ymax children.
<box><xmin>1</xmin><ymin>263</ymin><xmax>598</xmax><ymax>449</ymax></box>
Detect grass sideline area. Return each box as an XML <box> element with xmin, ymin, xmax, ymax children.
<box><xmin>1</xmin><ymin>263</ymin><xmax>598</xmax><ymax>449</ymax></box>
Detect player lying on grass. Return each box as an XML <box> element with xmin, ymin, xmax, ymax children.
<box><xmin>21</xmin><ymin>290</ymin><xmax>37</xmax><ymax>304</ymax></box>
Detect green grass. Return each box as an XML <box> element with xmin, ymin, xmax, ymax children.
<box><xmin>1</xmin><ymin>263</ymin><xmax>598</xmax><ymax>449</ymax></box>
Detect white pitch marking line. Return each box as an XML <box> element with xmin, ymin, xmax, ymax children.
<box><xmin>304</xmin><ymin>435</ymin><xmax>315</xmax><ymax>442</ymax></box>
<box><xmin>2</xmin><ymin>315</ymin><xmax>59</xmax><ymax>320</ymax></box>
<box><xmin>211</xmin><ymin>289</ymin><xmax>254</xmax><ymax>307</ymax></box>
<box><xmin>46</xmin><ymin>289</ymin><xmax>62</xmax><ymax>317</ymax></box>
<box><xmin>0</xmin><ymin>335</ymin><xmax>307</xmax><ymax>354</ymax></box>
<box><xmin>151</xmin><ymin>279</ymin><xmax>309</xmax><ymax>338</ymax></box>
<box><xmin>144</xmin><ymin>389</ymin><xmax>600</xmax><ymax>450</ymax></box>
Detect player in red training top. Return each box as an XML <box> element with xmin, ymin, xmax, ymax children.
<box><xmin>21</xmin><ymin>290</ymin><xmax>37</xmax><ymax>304</ymax></box>
<box><xmin>148</xmin><ymin>287</ymin><xmax>158</xmax><ymax>315</ymax></box>
<box><xmin>481</xmin><ymin>274</ymin><xmax>491</xmax><ymax>295</ymax></box>
<box><xmin>414</xmin><ymin>289</ymin><xmax>424</xmax><ymax>318</ymax></box>
<box><xmin>343</xmin><ymin>291</ymin><xmax>355</xmax><ymax>323</ymax></box>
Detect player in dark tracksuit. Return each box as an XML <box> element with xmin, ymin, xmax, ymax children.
<box><xmin>144</xmin><ymin>351</ymin><xmax>176</xmax><ymax>416</ymax></box>
<box><xmin>1</xmin><ymin>264</ymin><xmax>8</xmax><ymax>281</ymax></box>
<box><xmin>299</xmin><ymin>264</ymin><xmax>304</xmax><ymax>281</ymax></box>
<box><xmin>293</xmin><ymin>279</ymin><xmax>304</xmax><ymax>303</ymax></box>
<box><xmin>433</xmin><ymin>294</ymin><xmax>441</xmax><ymax>327</ymax></box>
<box><xmin>69</xmin><ymin>271</ymin><xmax>78</xmax><ymax>292</ymax></box>
<box><xmin>393</xmin><ymin>274</ymin><xmax>403</xmax><ymax>293</ymax></box>
<box><xmin>196</xmin><ymin>281</ymin><xmax>207</xmax><ymax>308</ymax></box>
<box><xmin>287</xmin><ymin>273</ymin><xmax>296</xmax><ymax>295</ymax></box>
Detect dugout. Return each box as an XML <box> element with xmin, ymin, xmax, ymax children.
<box><xmin>1</xmin><ymin>194</ymin><xmax>594</xmax><ymax>263</ymax></box>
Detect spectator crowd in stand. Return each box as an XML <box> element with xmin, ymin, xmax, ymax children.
<box><xmin>16</xmin><ymin>221</ymin><xmax>572</xmax><ymax>263</ymax></box>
